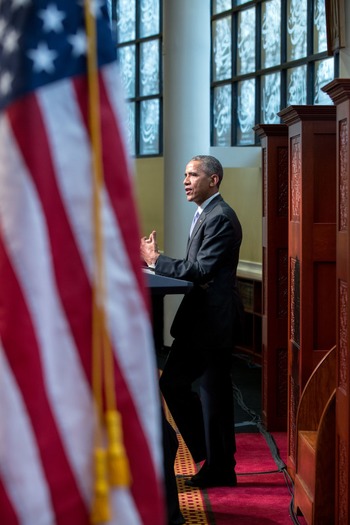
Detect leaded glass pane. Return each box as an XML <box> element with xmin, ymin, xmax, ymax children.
<box><xmin>287</xmin><ymin>0</ymin><xmax>307</xmax><ymax>61</ymax></box>
<box><xmin>140</xmin><ymin>99</ymin><xmax>160</xmax><ymax>155</ymax></box>
<box><xmin>262</xmin><ymin>0</ymin><xmax>281</xmax><ymax>68</ymax></box>
<box><xmin>314</xmin><ymin>0</ymin><xmax>327</xmax><ymax>54</ymax></box>
<box><xmin>140</xmin><ymin>0</ymin><xmax>159</xmax><ymax>38</ymax></box>
<box><xmin>213</xmin><ymin>84</ymin><xmax>232</xmax><ymax>146</ymax></box>
<box><xmin>261</xmin><ymin>72</ymin><xmax>281</xmax><ymax>123</ymax></box>
<box><xmin>237</xmin><ymin>78</ymin><xmax>255</xmax><ymax>145</ymax></box>
<box><xmin>237</xmin><ymin>8</ymin><xmax>256</xmax><ymax>75</ymax></box>
<box><xmin>126</xmin><ymin>102</ymin><xmax>136</xmax><ymax>156</ymax></box>
<box><xmin>210</xmin><ymin>0</ymin><xmax>336</xmax><ymax>147</ymax></box>
<box><xmin>140</xmin><ymin>40</ymin><xmax>159</xmax><ymax>96</ymax></box>
<box><xmin>213</xmin><ymin>0</ymin><xmax>232</xmax><ymax>14</ymax></box>
<box><xmin>118</xmin><ymin>45</ymin><xmax>136</xmax><ymax>98</ymax></box>
<box><xmin>116</xmin><ymin>0</ymin><xmax>136</xmax><ymax>43</ymax></box>
<box><xmin>212</xmin><ymin>17</ymin><xmax>232</xmax><ymax>81</ymax></box>
<box><xmin>314</xmin><ymin>58</ymin><xmax>334</xmax><ymax>104</ymax></box>
<box><xmin>287</xmin><ymin>65</ymin><xmax>307</xmax><ymax>105</ymax></box>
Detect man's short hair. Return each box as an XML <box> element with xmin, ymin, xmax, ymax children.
<box><xmin>190</xmin><ymin>155</ymin><xmax>223</xmax><ymax>187</ymax></box>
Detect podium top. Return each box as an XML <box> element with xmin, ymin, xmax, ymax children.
<box><xmin>143</xmin><ymin>268</ymin><xmax>193</xmax><ymax>296</ymax></box>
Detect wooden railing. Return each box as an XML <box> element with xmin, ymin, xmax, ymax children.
<box><xmin>293</xmin><ymin>345</ymin><xmax>336</xmax><ymax>524</ymax></box>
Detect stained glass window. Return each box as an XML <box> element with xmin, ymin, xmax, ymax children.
<box><xmin>116</xmin><ymin>0</ymin><xmax>136</xmax><ymax>43</ymax></box>
<box><xmin>213</xmin><ymin>0</ymin><xmax>232</xmax><ymax>15</ymax></box>
<box><xmin>115</xmin><ymin>0</ymin><xmax>162</xmax><ymax>156</ymax></box>
<box><xmin>287</xmin><ymin>66</ymin><xmax>307</xmax><ymax>105</ymax></box>
<box><xmin>140</xmin><ymin>99</ymin><xmax>160</xmax><ymax>155</ymax></box>
<box><xmin>314</xmin><ymin>59</ymin><xmax>334</xmax><ymax>104</ymax></box>
<box><xmin>261</xmin><ymin>72</ymin><xmax>281</xmax><ymax>124</ymax></box>
<box><xmin>213</xmin><ymin>84</ymin><xmax>232</xmax><ymax>146</ymax></box>
<box><xmin>212</xmin><ymin>17</ymin><xmax>232</xmax><ymax>81</ymax></box>
<box><xmin>211</xmin><ymin>0</ymin><xmax>337</xmax><ymax>146</ymax></box>
<box><xmin>237</xmin><ymin>79</ymin><xmax>256</xmax><ymax>145</ymax></box>
<box><xmin>287</xmin><ymin>0</ymin><xmax>307</xmax><ymax>61</ymax></box>
<box><xmin>314</xmin><ymin>0</ymin><xmax>328</xmax><ymax>53</ymax></box>
<box><xmin>140</xmin><ymin>0</ymin><xmax>160</xmax><ymax>38</ymax></box>
<box><xmin>237</xmin><ymin>8</ymin><xmax>256</xmax><ymax>75</ymax></box>
<box><xmin>261</xmin><ymin>0</ymin><xmax>281</xmax><ymax>69</ymax></box>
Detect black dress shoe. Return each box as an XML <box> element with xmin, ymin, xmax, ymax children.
<box><xmin>185</xmin><ymin>469</ymin><xmax>237</xmax><ymax>489</ymax></box>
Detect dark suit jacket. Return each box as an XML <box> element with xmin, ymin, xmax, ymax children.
<box><xmin>155</xmin><ymin>195</ymin><xmax>243</xmax><ymax>350</ymax></box>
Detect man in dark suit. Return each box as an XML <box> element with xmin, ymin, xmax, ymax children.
<box><xmin>141</xmin><ymin>155</ymin><xmax>243</xmax><ymax>489</ymax></box>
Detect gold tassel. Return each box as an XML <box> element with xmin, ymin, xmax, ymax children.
<box><xmin>106</xmin><ymin>410</ymin><xmax>131</xmax><ymax>487</ymax></box>
<box><xmin>91</xmin><ymin>448</ymin><xmax>111</xmax><ymax>524</ymax></box>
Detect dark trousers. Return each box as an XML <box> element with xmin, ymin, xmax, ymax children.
<box><xmin>160</xmin><ymin>339</ymin><xmax>236</xmax><ymax>474</ymax></box>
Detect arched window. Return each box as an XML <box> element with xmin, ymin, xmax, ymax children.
<box><xmin>113</xmin><ymin>0</ymin><xmax>162</xmax><ymax>157</ymax></box>
<box><xmin>211</xmin><ymin>0</ymin><xmax>338</xmax><ymax>146</ymax></box>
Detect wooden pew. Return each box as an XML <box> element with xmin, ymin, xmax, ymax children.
<box><xmin>293</xmin><ymin>345</ymin><xmax>336</xmax><ymax>524</ymax></box>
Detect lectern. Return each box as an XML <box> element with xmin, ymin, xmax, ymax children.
<box><xmin>145</xmin><ymin>269</ymin><xmax>193</xmax><ymax>295</ymax></box>
<box><xmin>144</xmin><ymin>268</ymin><xmax>193</xmax><ymax>352</ymax></box>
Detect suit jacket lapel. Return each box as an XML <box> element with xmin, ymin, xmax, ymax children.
<box><xmin>186</xmin><ymin>195</ymin><xmax>223</xmax><ymax>256</ymax></box>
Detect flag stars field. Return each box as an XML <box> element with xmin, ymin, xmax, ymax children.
<box><xmin>38</xmin><ymin>4</ymin><xmax>66</xmax><ymax>33</ymax></box>
<box><xmin>0</xmin><ymin>0</ymin><xmax>115</xmax><ymax>112</ymax></box>
<box><xmin>3</xmin><ymin>29</ymin><xmax>19</xmax><ymax>53</ymax></box>
<box><xmin>0</xmin><ymin>71</ymin><xmax>13</xmax><ymax>96</ymax></box>
<box><xmin>27</xmin><ymin>42</ymin><xmax>58</xmax><ymax>74</ymax></box>
<box><xmin>68</xmin><ymin>30</ymin><xmax>88</xmax><ymax>57</ymax></box>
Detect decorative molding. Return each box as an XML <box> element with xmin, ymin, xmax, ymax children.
<box><xmin>263</xmin><ymin>247</ymin><xmax>267</xmax><ymax>315</ymax></box>
<box><xmin>290</xmin><ymin>257</ymin><xmax>300</xmax><ymax>347</ymax></box>
<box><xmin>322</xmin><ymin>79</ymin><xmax>350</xmax><ymax>105</ymax></box>
<box><xmin>339</xmin><ymin>119</ymin><xmax>348</xmax><ymax>232</ymax></box>
<box><xmin>277</xmin><ymin>248</ymin><xmax>288</xmax><ymax>319</ymax></box>
<box><xmin>291</xmin><ymin>137</ymin><xmax>301</xmax><ymax>222</ymax></box>
<box><xmin>263</xmin><ymin>147</ymin><xmax>267</xmax><ymax>217</ymax></box>
<box><xmin>289</xmin><ymin>370</ymin><xmax>298</xmax><ymax>462</ymax></box>
<box><xmin>339</xmin><ymin>280</ymin><xmax>348</xmax><ymax>391</ymax></box>
<box><xmin>338</xmin><ymin>436</ymin><xmax>347</xmax><ymax>524</ymax></box>
<box><xmin>278</xmin><ymin>146</ymin><xmax>288</xmax><ymax>218</ymax></box>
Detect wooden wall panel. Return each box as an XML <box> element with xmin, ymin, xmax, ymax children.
<box><xmin>324</xmin><ymin>79</ymin><xmax>350</xmax><ymax>525</ymax></box>
<box><xmin>254</xmin><ymin>124</ymin><xmax>288</xmax><ymax>431</ymax></box>
<box><xmin>279</xmin><ymin>105</ymin><xmax>337</xmax><ymax>478</ymax></box>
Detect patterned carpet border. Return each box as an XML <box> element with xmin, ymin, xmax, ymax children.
<box><xmin>174</xmin><ymin>427</ymin><xmax>213</xmax><ymax>525</ymax></box>
<box><xmin>163</xmin><ymin>397</ymin><xmax>212</xmax><ymax>525</ymax></box>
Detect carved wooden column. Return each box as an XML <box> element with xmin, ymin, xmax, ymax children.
<box><xmin>323</xmin><ymin>79</ymin><xmax>350</xmax><ymax>525</ymax></box>
<box><xmin>279</xmin><ymin>105</ymin><xmax>337</xmax><ymax>478</ymax></box>
<box><xmin>254</xmin><ymin>124</ymin><xmax>288</xmax><ymax>431</ymax></box>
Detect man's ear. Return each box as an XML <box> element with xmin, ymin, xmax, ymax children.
<box><xmin>210</xmin><ymin>174</ymin><xmax>219</xmax><ymax>186</ymax></box>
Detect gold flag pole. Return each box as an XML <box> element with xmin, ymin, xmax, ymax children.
<box><xmin>83</xmin><ymin>2</ymin><xmax>131</xmax><ymax>523</ymax></box>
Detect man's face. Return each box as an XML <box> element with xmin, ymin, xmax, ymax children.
<box><xmin>183</xmin><ymin>160</ymin><xmax>215</xmax><ymax>206</ymax></box>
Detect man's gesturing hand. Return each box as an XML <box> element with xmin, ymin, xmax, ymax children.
<box><xmin>140</xmin><ymin>230</ymin><xmax>160</xmax><ymax>267</ymax></box>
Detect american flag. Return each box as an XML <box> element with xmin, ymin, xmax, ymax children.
<box><xmin>0</xmin><ymin>1</ymin><xmax>165</xmax><ymax>524</ymax></box>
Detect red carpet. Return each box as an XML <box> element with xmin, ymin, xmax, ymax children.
<box><xmin>175</xmin><ymin>430</ymin><xmax>306</xmax><ymax>525</ymax></box>
<box><xmin>203</xmin><ymin>432</ymin><xmax>293</xmax><ymax>525</ymax></box>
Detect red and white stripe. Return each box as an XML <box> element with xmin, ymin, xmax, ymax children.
<box><xmin>0</xmin><ymin>62</ymin><xmax>165</xmax><ymax>525</ymax></box>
